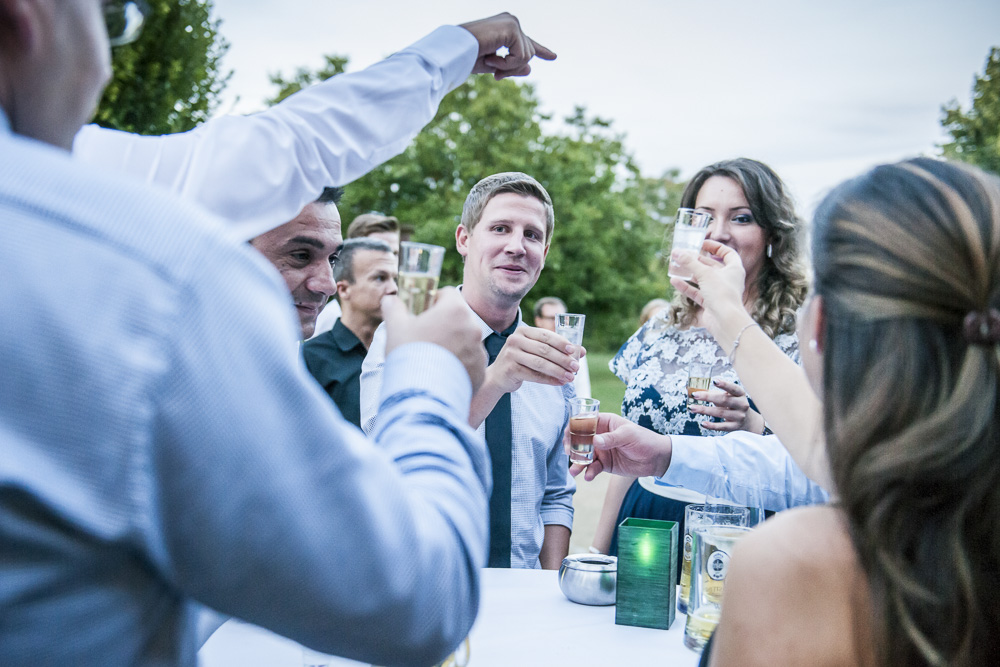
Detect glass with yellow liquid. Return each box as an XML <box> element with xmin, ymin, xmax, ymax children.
<box><xmin>683</xmin><ymin>524</ymin><xmax>753</xmax><ymax>652</ymax></box>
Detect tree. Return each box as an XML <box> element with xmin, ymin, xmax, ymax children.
<box><xmin>93</xmin><ymin>0</ymin><xmax>230</xmax><ymax>134</ymax></box>
<box><xmin>941</xmin><ymin>46</ymin><xmax>1000</xmax><ymax>175</ymax></box>
<box><xmin>266</xmin><ymin>63</ymin><xmax>680</xmax><ymax>350</ymax></box>
<box><xmin>266</xmin><ymin>56</ymin><xmax>349</xmax><ymax>106</ymax></box>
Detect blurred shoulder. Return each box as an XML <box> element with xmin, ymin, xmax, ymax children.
<box><xmin>708</xmin><ymin>506</ymin><xmax>874</xmax><ymax>666</ymax></box>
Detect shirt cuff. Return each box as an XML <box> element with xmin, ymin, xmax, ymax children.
<box><xmin>540</xmin><ymin>507</ymin><xmax>574</xmax><ymax>530</ymax></box>
<box><xmin>399</xmin><ymin>25</ymin><xmax>478</xmax><ymax>93</ymax></box>
<box><xmin>381</xmin><ymin>341</ymin><xmax>473</xmax><ymax>417</ymax></box>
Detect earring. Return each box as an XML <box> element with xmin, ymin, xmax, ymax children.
<box><xmin>809</xmin><ymin>339</ymin><xmax>819</xmax><ymax>353</ymax></box>
<box><xmin>767</xmin><ymin>243</ymin><xmax>773</xmax><ymax>258</ymax></box>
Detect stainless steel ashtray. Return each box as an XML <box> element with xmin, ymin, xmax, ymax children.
<box><xmin>558</xmin><ymin>554</ymin><xmax>617</xmax><ymax>606</ymax></box>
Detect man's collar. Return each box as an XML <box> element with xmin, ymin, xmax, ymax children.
<box><xmin>331</xmin><ymin>318</ymin><xmax>365</xmax><ymax>352</ymax></box>
<box><xmin>457</xmin><ymin>285</ymin><xmax>522</xmax><ymax>340</ymax></box>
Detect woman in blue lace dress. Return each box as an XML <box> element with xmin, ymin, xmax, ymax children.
<box><xmin>591</xmin><ymin>158</ymin><xmax>808</xmax><ymax>560</ymax></box>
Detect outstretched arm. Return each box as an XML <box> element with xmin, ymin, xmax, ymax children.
<box><xmin>75</xmin><ymin>15</ymin><xmax>554</xmax><ymax>239</ymax></box>
<box><xmin>670</xmin><ymin>245</ymin><xmax>830</xmax><ymax>488</ymax></box>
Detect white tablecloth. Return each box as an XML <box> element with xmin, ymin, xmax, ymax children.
<box><xmin>199</xmin><ymin>568</ymin><xmax>700</xmax><ymax>666</ymax></box>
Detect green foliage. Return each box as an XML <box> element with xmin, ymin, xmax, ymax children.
<box><xmin>267</xmin><ymin>55</ymin><xmax>349</xmax><ymax>106</ymax></box>
<box><xmin>941</xmin><ymin>47</ymin><xmax>1000</xmax><ymax>175</ymax></box>
<box><xmin>588</xmin><ymin>351</ymin><xmax>627</xmax><ymax>415</ymax></box>
<box><xmin>265</xmin><ymin>63</ymin><xmax>682</xmax><ymax>350</ymax></box>
<box><xmin>93</xmin><ymin>0</ymin><xmax>230</xmax><ymax>134</ymax></box>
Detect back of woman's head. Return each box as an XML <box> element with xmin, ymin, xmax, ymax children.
<box><xmin>812</xmin><ymin>157</ymin><xmax>1000</xmax><ymax>667</ymax></box>
<box><xmin>669</xmin><ymin>158</ymin><xmax>808</xmax><ymax>337</ymax></box>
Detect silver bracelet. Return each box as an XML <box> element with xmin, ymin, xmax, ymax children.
<box><xmin>728</xmin><ymin>322</ymin><xmax>758</xmax><ymax>364</ymax></box>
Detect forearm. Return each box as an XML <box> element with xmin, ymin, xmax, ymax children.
<box><xmin>467</xmin><ymin>368</ymin><xmax>508</xmax><ymax>428</ymax></box>
<box><xmin>162</xmin><ymin>279</ymin><xmax>490</xmax><ymax>665</ymax></box>
<box><xmin>539</xmin><ymin>524</ymin><xmax>571</xmax><ymax>569</ymax></box>
<box><xmin>660</xmin><ymin>432</ymin><xmax>831</xmax><ymax>510</ymax></box>
<box><xmin>718</xmin><ymin>314</ymin><xmax>829</xmax><ymax>487</ymax></box>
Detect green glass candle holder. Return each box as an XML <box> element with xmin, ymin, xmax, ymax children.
<box><xmin>614</xmin><ymin>517</ymin><xmax>678</xmax><ymax>630</ymax></box>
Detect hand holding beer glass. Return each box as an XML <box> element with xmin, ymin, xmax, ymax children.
<box><xmin>398</xmin><ymin>242</ymin><xmax>445</xmax><ymax>314</ymax></box>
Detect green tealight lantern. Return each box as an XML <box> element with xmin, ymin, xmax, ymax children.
<box><xmin>615</xmin><ymin>517</ymin><xmax>678</xmax><ymax>630</ymax></box>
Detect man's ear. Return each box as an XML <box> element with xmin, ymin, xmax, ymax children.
<box><xmin>336</xmin><ymin>280</ymin><xmax>350</xmax><ymax>300</ymax></box>
<box><xmin>455</xmin><ymin>223</ymin><xmax>470</xmax><ymax>259</ymax></box>
<box><xmin>0</xmin><ymin>0</ymin><xmax>40</xmax><ymax>54</ymax></box>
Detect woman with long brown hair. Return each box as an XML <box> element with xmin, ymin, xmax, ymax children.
<box><xmin>674</xmin><ymin>157</ymin><xmax>1000</xmax><ymax>665</ymax></box>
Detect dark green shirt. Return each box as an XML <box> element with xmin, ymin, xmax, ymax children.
<box><xmin>302</xmin><ymin>319</ymin><xmax>367</xmax><ymax>428</ymax></box>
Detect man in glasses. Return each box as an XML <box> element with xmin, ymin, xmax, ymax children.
<box><xmin>0</xmin><ymin>1</ymin><xmax>554</xmax><ymax>664</ymax></box>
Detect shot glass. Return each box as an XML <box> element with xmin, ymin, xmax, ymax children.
<box><xmin>555</xmin><ymin>313</ymin><xmax>586</xmax><ymax>358</ymax></box>
<box><xmin>667</xmin><ymin>208</ymin><xmax>713</xmax><ymax>280</ymax></box>
<box><xmin>398</xmin><ymin>242</ymin><xmax>445</xmax><ymax>315</ymax></box>
<box><xmin>684</xmin><ymin>524</ymin><xmax>753</xmax><ymax>652</ymax></box>
<box><xmin>568</xmin><ymin>397</ymin><xmax>600</xmax><ymax>466</ymax></box>
<box><xmin>678</xmin><ymin>504</ymin><xmax>749</xmax><ymax>615</ymax></box>
<box><xmin>686</xmin><ymin>362</ymin><xmax>713</xmax><ymax>408</ymax></box>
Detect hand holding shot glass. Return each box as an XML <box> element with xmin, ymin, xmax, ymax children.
<box><xmin>398</xmin><ymin>242</ymin><xmax>445</xmax><ymax>315</ymax></box>
<box><xmin>667</xmin><ymin>208</ymin><xmax>713</xmax><ymax>280</ymax></box>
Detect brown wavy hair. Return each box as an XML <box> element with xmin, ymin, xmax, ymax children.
<box><xmin>664</xmin><ymin>158</ymin><xmax>808</xmax><ymax>338</ymax></box>
<box><xmin>813</xmin><ymin>158</ymin><xmax>1000</xmax><ymax>666</ymax></box>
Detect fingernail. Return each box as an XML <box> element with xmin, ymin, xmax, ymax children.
<box><xmin>571</xmin><ymin>362</ymin><xmax>580</xmax><ymax>372</ymax></box>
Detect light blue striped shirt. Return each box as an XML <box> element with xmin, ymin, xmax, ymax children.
<box><xmin>0</xmin><ymin>113</ymin><xmax>489</xmax><ymax>666</ymax></box>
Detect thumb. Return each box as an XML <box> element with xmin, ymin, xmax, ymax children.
<box><xmin>593</xmin><ymin>427</ymin><xmax>624</xmax><ymax>452</ymax></box>
<box><xmin>380</xmin><ymin>294</ymin><xmax>408</xmax><ymax>324</ymax></box>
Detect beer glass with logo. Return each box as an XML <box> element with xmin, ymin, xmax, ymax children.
<box><xmin>684</xmin><ymin>524</ymin><xmax>753</xmax><ymax>652</ymax></box>
<box><xmin>678</xmin><ymin>504</ymin><xmax>749</xmax><ymax>614</ymax></box>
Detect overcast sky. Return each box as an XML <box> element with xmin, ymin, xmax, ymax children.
<box><xmin>210</xmin><ymin>0</ymin><xmax>999</xmax><ymax>216</ymax></box>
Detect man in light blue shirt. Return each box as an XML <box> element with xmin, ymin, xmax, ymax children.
<box><xmin>571</xmin><ymin>414</ymin><xmax>830</xmax><ymax>510</ymax></box>
<box><xmin>0</xmin><ymin>3</ymin><xmax>555</xmax><ymax>665</ymax></box>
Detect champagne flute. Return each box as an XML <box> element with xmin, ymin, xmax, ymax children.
<box><xmin>398</xmin><ymin>242</ymin><xmax>445</xmax><ymax>315</ymax></box>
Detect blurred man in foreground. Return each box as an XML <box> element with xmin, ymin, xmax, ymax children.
<box><xmin>0</xmin><ymin>2</ymin><xmax>554</xmax><ymax>664</ymax></box>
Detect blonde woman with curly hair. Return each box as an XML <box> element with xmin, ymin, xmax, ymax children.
<box><xmin>592</xmin><ymin>158</ymin><xmax>808</xmax><ymax>558</ymax></box>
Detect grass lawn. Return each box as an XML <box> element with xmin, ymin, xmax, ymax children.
<box><xmin>587</xmin><ymin>350</ymin><xmax>625</xmax><ymax>415</ymax></box>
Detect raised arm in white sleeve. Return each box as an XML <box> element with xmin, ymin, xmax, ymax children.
<box><xmin>72</xmin><ymin>26</ymin><xmax>477</xmax><ymax>240</ymax></box>
<box><xmin>658</xmin><ymin>431</ymin><xmax>831</xmax><ymax>511</ymax></box>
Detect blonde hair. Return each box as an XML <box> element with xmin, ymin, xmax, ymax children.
<box><xmin>461</xmin><ymin>172</ymin><xmax>554</xmax><ymax>243</ymax></box>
